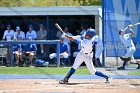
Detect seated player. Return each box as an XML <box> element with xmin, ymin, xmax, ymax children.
<box><xmin>22</xmin><ymin>44</ymin><xmax>37</xmax><ymax>66</ymax></box>
<box><xmin>13</xmin><ymin>44</ymin><xmax>24</xmax><ymax>66</ymax></box>
<box><xmin>49</xmin><ymin>36</ymin><xmax>69</xmax><ymax>66</ymax></box>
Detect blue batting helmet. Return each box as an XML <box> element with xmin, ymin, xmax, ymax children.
<box><xmin>85</xmin><ymin>29</ymin><xmax>96</xmax><ymax>38</ymax></box>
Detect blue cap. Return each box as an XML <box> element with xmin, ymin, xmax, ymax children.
<box><xmin>85</xmin><ymin>28</ymin><xmax>96</xmax><ymax>38</ymax></box>
<box><xmin>7</xmin><ymin>24</ymin><xmax>11</xmax><ymax>27</ymax></box>
<box><xmin>29</xmin><ymin>24</ymin><xmax>33</xmax><ymax>27</ymax></box>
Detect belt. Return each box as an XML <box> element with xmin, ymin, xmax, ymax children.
<box><xmin>85</xmin><ymin>52</ymin><xmax>92</xmax><ymax>54</ymax></box>
<box><xmin>127</xmin><ymin>45</ymin><xmax>132</xmax><ymax>48</ymax></box>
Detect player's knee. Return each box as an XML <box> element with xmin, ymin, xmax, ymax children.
<box><xmin>90</xmin><ymin>69</ymin><xmax>96</xmax><ymax>75</ymax></box>
<box><xmin>63</xmin><ymin>52</ymin><xmax>68</xmax><ymax>58</ymax></box>
<box><xmin>49</xmin><ymin>53</ymin><xmax>56</xmax><ymax>59</ymax></box>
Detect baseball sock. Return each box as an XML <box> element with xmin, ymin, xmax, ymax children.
<box><xmin>96</xmin><ymin>58</ymin><xmax>102</xmax><ymax>66</ymax></box>
<box><xmin>41</xmin><ymin>50</ymin><xmax>44</xmax><ymax>53</ymax></box>
<box><xmin>64</xmin><ymin>68</ymin><xmax>76</xmax><ymax>80</ymax></box>
<box><xmin>122</xmin><ymin>61</ymin><xmax>127</xmax><ymax>68</ymax></box>
<box><xmin>95</xmin><ymin>71</ymin><xmax>108</xmax><ymax>78</ymax></box>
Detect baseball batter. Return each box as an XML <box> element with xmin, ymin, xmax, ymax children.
<box><xmin>59</xmin><ymin>29</ymin><xmax>113</xmax><ymax>84</ymax></box>
<box><xmin>118</xmin><ymin>25</ymin><xmax>140</xmax><ymax>69</ymax></box>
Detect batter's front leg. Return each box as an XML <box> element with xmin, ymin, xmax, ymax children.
<box><xmin>59</xmin><ymin>53</ymin><xmax>84</xmax><ymax>84</ymax></box>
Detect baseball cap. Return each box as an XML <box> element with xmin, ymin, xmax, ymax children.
<box><xmin>16</xmin><ymin>26</ymin><xmax>20</xmax><ymax>31</ymax></box>
<box><xmin>39</xmin><ymin>24</ymin><xmax>44</xmax><ymax>27</ymax></box>
<box><xmin>29</xmin><ymin>24</ymin><xmax>33</xmax><ymax>27</ymax></box>
<box><xmin>7</xmin><ymin>24</ymin><xmax>11</xmax><ymax>27</ymax></box>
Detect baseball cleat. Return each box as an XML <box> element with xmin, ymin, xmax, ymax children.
<box><xmin>117</xmin><ymin>66</ymin><xmax>125</xmax><ymax>70</ymax></box>
<box><xmin>137</xmin><ymin>64</ymin><xmax>140</xmax><ymax>69</ymax></box>
<box><xmin>59</xmin><ymin>79</ymin><xmax>68</xmax><ymax>84</ymax></box>
<box><xmin>120</xmin><ymin>56</ymin><xmax>131</xmax><ymax>62</ymax></box>
<box><xmin>106</xmin><ymin>76</ymin><xmax>113</xmax><ymax>83</ymax></box>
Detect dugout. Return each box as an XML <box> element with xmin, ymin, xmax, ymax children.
<box><xmin>0</xmin><ymin>6</ymin><xmax>102</xmax><ymax>65</ymax></box>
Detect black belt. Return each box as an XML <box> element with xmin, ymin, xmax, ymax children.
<box><xmin>85</xmin><ymin>52</ymin><xmax>92</xmax><ymax>54</ymax></box>
<box><xmin>127</xmin><ymin>45</ymin><xmax>132</xmax><ymax>48</ymax></box>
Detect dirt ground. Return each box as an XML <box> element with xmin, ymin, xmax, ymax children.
<box><xmin>0</xmin><ymin>79</ymin><xmax>140</xmax><ymax>93</ymax></box>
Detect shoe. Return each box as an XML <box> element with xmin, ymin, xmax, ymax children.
<box><xmin>120</xmin><ymin>56</ymin><xmax>131</xmax><ymax>62</ymax></box>
<box><xmin>59</xmin><ymin>79</ymin><xmax>68</xmax><ymax>84</ymax></box>
<box><xmin>137</xmin><ymin>64</ymin><xmax>140</xmax><ymax>69</ymax></box>
<box><xmin>117</xmin><ymin>66</ymin><xmax>125</xmax><ymax>70</ymax></box>
<box><xmin>106</xmin><ymin>76</ymin><xmax>113</xmax><ymax>83</ymax></box>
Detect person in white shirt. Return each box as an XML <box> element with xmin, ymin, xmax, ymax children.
<box><xmin>92</xmin><ymin>35</ymin><xmax>103</xmax><ymax>67</ymax></box>
<box><xmin>26</xmin><ymin>25</ymin><xmax>37</xmax><ymax>52</ymax></box>
<box><xmin>2</xmin><ymin>25</ymin><xmax>15</xmax><ymax>41</ymax></box>
<box><xmin>2</xmin><ymin>25</ymin><xmax>15</xmax><ymax>66</ymax></box>
<box><xmin>26</xmin><ymin>25</ymin><xmax>37</xmax><ymax>40</ymax></box>
<box><xmin>59</xmin><ymin>29</ymin><xmax>112</xmax><ymax>84</ymax></box>
<box><xmin>14</xmin><ymin>26</ymin><xmax>25</xmax><ymax>40</ymax></box>
<box><xmin>13</xmin><ymin>26</ymin><xmax>25</xmax><ymax>66</ymax></box>
<box><xmin>118</xmin><ymin>24</ymin><xmax>139</xmax><ymax>69</ymax></box>
<box><xmin>37</xmin><ymin>24</ymin><xmax>47</xmax><ymax>54</ymax></box>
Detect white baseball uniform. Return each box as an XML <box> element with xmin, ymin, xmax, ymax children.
<box><xmin>3</xmin><ymin>30</ymin><xmax>15</xmax><ymax>41</ymax></box>
<box><xmin>92</xmin><ymin>35</ymin><xmax>103</xmax><ymax>58</ymax></box>
<box><xmin>119</xmin><ymin>30</ymin><xmax>136</xmax><ymax>59</ymax></box>
<box><xmin>26</xmin><ymin>30</ymin><xmax>37</xmax><ymax>50</ymax></box>
<box><xmin>14</xmin><ymin>31</ymin><xmax>25</xmax><ymax>40</ymax></box>
<box><xmin>72</xmin><ymin>36</ymin><xmax>96</xmax><ymax>74</ymax></box>
<box><xmin>26</xmin><ymin>30</ymin><xmax>37</xmax><ymax>40</ymax></box>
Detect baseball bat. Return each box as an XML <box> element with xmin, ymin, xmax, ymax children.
<box><xmin>55</xmin><ymin>23</ymin><xmax>65</xmax><ymax>34</ymax></box>
<box><xmin>123</xmin><ymin>22</ymin><xmax>140</xmax><ymax>31</ymax></box>
<box><xmin>133</xmin><ymin>22</ymin><xmax>140</xmax><ymax>26</ymax></box>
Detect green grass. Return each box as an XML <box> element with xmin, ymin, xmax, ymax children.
<box><xmin>128</xmin><ymin>70</ymin><xmax>140</xmax><ymax>76</ymax></box>
<box><xmin>0</xmin><ymin>67</ymin><xmax>90</xmax><ymax>75</ymax></box>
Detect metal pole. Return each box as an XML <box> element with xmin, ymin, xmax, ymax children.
<box><xmin>56</xmin><ymin>42</ymin><xmax>60</xmax><ymax>67</ymax></box>
<box><xmin>102</xmin><ymin>0</ymin><xmax>105</xmax><ymax>66</ymax></box>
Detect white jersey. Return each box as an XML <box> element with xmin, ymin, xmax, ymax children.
<box><xmin>92</xmin><ymin>35</ymin><xmax>103</xmax><ymax>47</ymax></box>
<box><xmin>80</xmin><ymin>39</ymin><xmax>93</xmax><ymax>53</ymax></box>
<box><xmin>3</xmin><ymin>30</ymin><xmax>15</xmax><ymax>41</ymax></box>
<box><xmin>14</xmin><ymin>31</ymin><xmax>25</xmax><ymax>40</ymax></box>
<box><xmin>26</xmin><ymin>30</ymin><xmax>37</xmax><ymax>40</ymax></box>
<box><xmin>72</xmin><ymin>35</ymin><xmax>83</xmax><ymax>50</ymax></box>
<box><xmin>72</xmin><ymin>35</ymin><xmax>93</xmax><ymax>53</ymax></box>
<box><xmin>119</xmin><ymin>33</ymin><xmax>134</xmax><ymax>47</ymax></box>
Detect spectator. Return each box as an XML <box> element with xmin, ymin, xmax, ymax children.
<box><xmin>61</xmin><ymin>27</ymin><xmax>73</xmax><ymax>56</ymax></box>
<box><xmin>80</xmin><ymin>25</ymin><xmax>87</xmax><ymax>36</ymax></box>
<box><xmin>22</xmin><ymin>44</ymin><xmax>37</xmax><ymax>66</ymax></box>
<box><xmin>2</xmin><ymin>25</ymin><xmax>15</xmax><ymax>66</ymax></box>
<box><xmin>13</xmin><ymin>26</ymin><xmax>25</xmax><ymax>66</ymax></box>
<box><xmin>2</xmin><ymin>25</ymin><xmax>15</xmax><ymax>41</ymax></box>
<box><xmin>49</xmin><ymin>36</ymin><xmax>69</xmax><ymax>67</ymax></box>
<box><xmin>26</xmin><ymin>24</ymin><xmax>37</xmax><ymax>51</ymax></box>
<box><xmin>13</xmin><ymin>44</ymin><xmax>23</xmax><ymax>66</ymax></box>
<box><xmin>14</xmin><ymin>26</ymin><xmax>25</xmax><ymax>40</ymax></box>
<box><xmin>26</xmin><ymin>25</ymin><xmax>37</xmax><ymax>40</ymax></box>
<box><xmin>37</xmin><ymin>24</ymin><xmax>47</xmax><ymax>54</ymax></box>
